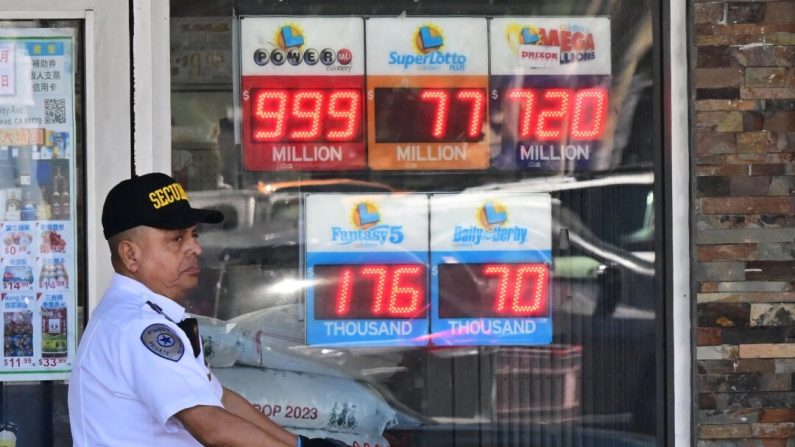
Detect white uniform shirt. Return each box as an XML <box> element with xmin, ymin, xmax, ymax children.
<box><xmin>68</xmin><ymin>274</ymin><xmax>224</xmax><ymax>446</ymax></box>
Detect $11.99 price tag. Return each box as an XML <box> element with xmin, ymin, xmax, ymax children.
<box><xmin>4</xmin><ymin>357</ymin><xmax>33</xmax><ymax>368</ymax></box>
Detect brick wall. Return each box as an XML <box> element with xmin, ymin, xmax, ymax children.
<box><xmin>693</xmin><ymin>0</ymin><xmax>795</xmax><ymax>445</ymax></box>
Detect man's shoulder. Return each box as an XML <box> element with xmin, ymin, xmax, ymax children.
<box><xmin>91</xmin><ymin>289</ymin><xmax>165</xmax><ymax>335</ymax></box>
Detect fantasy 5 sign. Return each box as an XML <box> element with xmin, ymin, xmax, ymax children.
<box><xmin>305</xmin><ymin>194</ymin><xmax>429</xmax><ymax>346</ymax></box>
<box><xmin>240</xmin><ymin>16</ymin><xmax>612</xmax><ymax>173</ymax></box>
<box><xmin>304</xmin><ymin>192</ymin><xmax>552</xmax><ymax>347</ymax></box>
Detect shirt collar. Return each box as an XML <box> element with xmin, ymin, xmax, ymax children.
<box><xmin>109</xmin><ymin>273</ymin><xmax>187</xmax><ymax>322</ymax></box>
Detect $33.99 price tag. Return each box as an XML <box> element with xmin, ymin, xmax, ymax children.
<box><xmin>39</xmin><ymin>357</ymin><xmax>66</xmax><ymax>367</ymax></box>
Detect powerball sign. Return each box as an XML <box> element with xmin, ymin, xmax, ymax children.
<box><xmin>429</xmin><ymin>192</ymin><xmax>553</xmax><ymax>346</ymax></box>
<box><xmin>304</xmin><ymin>193</ymin><xmax>429</xmax><ymax>347</ymax></box>
<box><xmin>240</xmin><ymin>17</ymin><xmax>366</xmax><ymax>171</ymax></box>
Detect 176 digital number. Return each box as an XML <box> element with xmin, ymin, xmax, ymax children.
<box><xmin>4</xmin><ymin>357</ymin><xmax>32</xmax><ymax>368</ymax></box>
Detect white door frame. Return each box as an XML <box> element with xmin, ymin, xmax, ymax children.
<box><xmin>670</xmin><ymin>0</ymin><xmax>692</xmax><ymax>445</ymax></box>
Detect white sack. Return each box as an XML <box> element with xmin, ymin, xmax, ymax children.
<box><xmin>231</xmin><ymin>304</ymin><xmax>359</xmax><ymax>378</ymax></box>
<box><xmin>214</xmin><ymin>366</ymin><xmax>398</xmax><ymax>437</ymax></box>
<box><xmin>291</xmin><ymin>428</ymin><xmax>390</xmax><ymax>447</ymax></box>
<box><xmin>195</xmin><ymin>314</ymin><xmax>243</xmax><ymax>367</ymax></box>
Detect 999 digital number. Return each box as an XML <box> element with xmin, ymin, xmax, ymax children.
<box><xmin>248</xmin><ymin>88</ymin><xmax>363</xmax><ymax>143</ymax></box>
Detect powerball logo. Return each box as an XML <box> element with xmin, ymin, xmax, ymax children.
<box><xmin>505</xmin><ymin>22</ymin><xmax>598</xmax><ymax>68</ymax></box>
<box><xmin>452</xmin><ymin>201</ymin><xmax>529</xmax><ymax>246</ymax></box>
<box><xmin>252</xmin><ymin>23</ymin><xmax>354</xmax><ymax>70</ymax></box>
<box><xmin>388</xmin><ymin>23</ymin><xmax>467</xmax><ymax>71</ymax></box>
<box><xmin>330</xmin><ymin>201</ymin><xmax>405</xmax><ymax>246</ymax></box>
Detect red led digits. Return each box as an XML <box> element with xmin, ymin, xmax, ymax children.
<box><xmin>456</xmin><ymin>89</ymin><xmax>486</xmax><ymax>138</ymax></box>
<box><xmin>372</xmin><ymin>87</ymin><xmax>488</xmax><ymax>143</ymax></box>
<box><xmin>253</xmin><ymin>90</ymin><xmax>288</xmax><ymax>141</ymax></box>
<box><xmin>419</xmin><ymin>89</ymin><xmax>486</xmax><ymax>140</ymax></box>
<box><xmin>570</xmin><ymin>88</ymin><xmax>608</xmax><ymax>139</ymax></box>
<box><xmin>250</xmin><ymin>88</ymin><xmax>362</xmax><ymax>142</ymax></box>
<box><xmin>512</xmin><ymin>265</ymin><xmax>548</xmax><ymax>313</ymax></box>
<box><xmin>483</xmin><ymin>265</ymin><xmax>512</xmax><ymax>313</ymax></box>
<box><xmin>327</xmin><ymin>90</ymin><xmax>361</xmax><ymax>141</ymax></box>
<box><xmin>482</xmin><ymin>263</ymin><xmax>549</xmax><ymax>316</ymax></box>
<box><xmin>507</xmin><ymin>89</ymin><xmax>537</xmax><ymax>138</ymax></box>
<box><xmin>361</xmin><ymin>265</ymin><xmax>388</xmax><ymax>314</ymax></box>
<box><xmin>322</xmin><ymin>264</ymin><xmax>426</xmax><ymax>319</ymax></box>
<box><xmin>289</xmin><ymin>91</ymin><xmax>324</xmax><ymax>140</ymax></box>
<box><xmin>335</xmin><ymin>268</ymin><xmax>354</xmax><ymax>316</ymax></box>
<box><xmin>506</xmin><ymin>87</ymin><xmax>608</xmax><ymax>141</ymax></box>
<box><xmin>389</xmin><ymin>266</ymin><xmax>423</xmax><ymax>316</ymax></box>
<box><xmin>420</xmin><ymin>90</ymin><xmax>450</xmax><ymax>139</ymax></box>
<box><xmin>536</xmin><ymin>89</ymin><xmax>571</xmax><ymax>140</ymax></box>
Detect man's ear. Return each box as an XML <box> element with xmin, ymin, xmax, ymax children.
<box><xmin>117</xmin><ymin>239</ymin><xmax>141</xmax><ymax>273</ymax></box>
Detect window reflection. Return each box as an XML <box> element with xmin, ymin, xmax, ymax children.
<box><xmin>172</xmin><ymin>1</ymin><xmax>662</xmax><ymax>445</ymax></box>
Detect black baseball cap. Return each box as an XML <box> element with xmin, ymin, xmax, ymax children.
<box><xmin>102</xmin><ymin>173</ymin><xmax>223</xmax><ymax>239</ymax></box>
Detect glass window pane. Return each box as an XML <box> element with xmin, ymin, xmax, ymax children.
<box><xmin>171</xmin><ymin>1</ymin><xmax>662</xmax><ymax>445</ymax></box>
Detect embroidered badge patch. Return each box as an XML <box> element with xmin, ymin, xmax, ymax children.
<box><xmin>140</xmin><ymin>324</ymin><xmax>184</xmax><ymax>362</ymax></box>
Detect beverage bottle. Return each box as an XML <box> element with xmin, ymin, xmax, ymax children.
<box><xmin>17</xmin><ymin>147</ymin><xmax>31</xmax><ymax>187</ymax></box>
<box><xmin>60</xmin><ymin>183</ymin><xmax>70</xmax><ymax>220</ymax></box>
<box><xmin>56</xmin><ymin>260</ymin><xmax>68</xmax><ymax>288</ymax></box>
<box><xmin>36</xmin><ymin>187</ymin><xmax>52</xmax><ymax>220</ymax></box>
<box><xmin>47</xmin><ymin>263</ymin><xmax>56</xmax><ymax>288</ymax></box>
<box><xmin>5</xmin><ymin>190</ymin><xmax>21</xmax><ymax>221</ymax></box>
<box><xmin>53</xmin><ymin>167</ymin><xmax>65</xmax><ymax>219</ymax></box>
<box><xmin>20</xmin><ymin>188</ymin><xmax>36</xmax><ymax>221</ymax></box>
<box><xmin>51</xmin><ymin>185</ymin><xmax>60</xmax><ymax>220</ymax></box>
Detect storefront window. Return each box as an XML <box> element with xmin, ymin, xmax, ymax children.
<box><xmin>0</xmin><ymin>19</ymin><xmax>84</xmax><ymax>447</ymax></box>
<box><xmin>171</xmin><ymin>1</ymin><xmax>663</xmax><ymax>445</ymax></box>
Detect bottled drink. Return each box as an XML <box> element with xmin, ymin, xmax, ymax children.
<box><xmin>60</xmin><ymin>184</ymin><xmax>70</xmax><ymax>220</ymax></box>
<box><xmin>20</xmin><ymin>188</ymin><xmax>36</xmax><ymax>221</ymax></box>
<box><xmin>36</xmin><ymin>187</ymin><xmax>52</xmax><ymax>220</ymax></box>
<box><xmin>4</xmin><ymin>190</ymin><xmax>21</xmax><ymax>221</ymax></box>
<box><xmin>51</xmin><ymin>187</ymin><xmax>60</xmax><ymax>220</ymax></box>
<box><xmin>52</xmin><ymin>166</ymin><xmax>66</xmax><ymax>220</ymax></box>
<box><xmin>55</xmin><ymin>260</ymin><xmax>68</xmax><ymax>288</ymax></box>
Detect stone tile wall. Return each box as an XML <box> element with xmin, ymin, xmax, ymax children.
<box><xmin>694</xmin><ymin>0</ymin><xmax>795</xmax><ymax>445</ymax></box>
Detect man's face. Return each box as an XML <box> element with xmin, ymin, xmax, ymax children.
<box><xmin>134</xmin><ymin>226</ymin><xmax>202</xmax><ymax>301</ymax></box>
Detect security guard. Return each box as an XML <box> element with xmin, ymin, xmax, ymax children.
<box><xmin>68</xmin><ymin>173</ymin><xmax>346</xmax><ymax>447</ymax></box>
